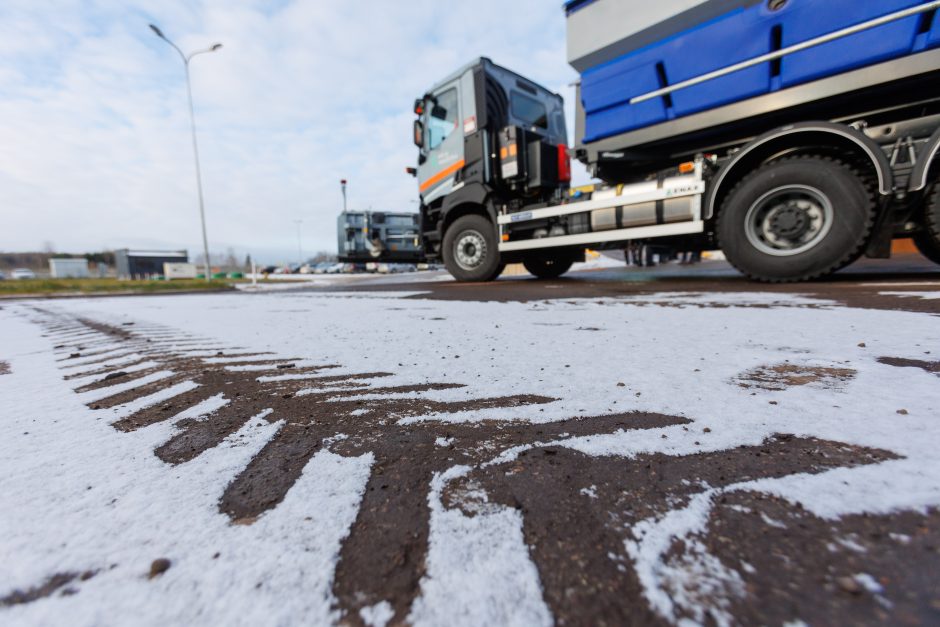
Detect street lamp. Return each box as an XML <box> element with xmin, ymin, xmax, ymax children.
<box><xmin>149</xmin><ymin>24</ymin><xmax>222</xmax><ymax>281</ymax></box>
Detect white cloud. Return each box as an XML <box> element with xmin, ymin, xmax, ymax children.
<box><xmin>0</xmin><ymin>0</ymin><xmax>587</xmax><ymax>263</ymax></box>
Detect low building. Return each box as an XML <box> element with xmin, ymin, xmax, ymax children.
<box><xmin>49</xmin><ymin>258</ymin><xmax>90</xmax><ymax>278</ymax></box>
<box><xmin>115</xmin><ymin>249</ymin><xmax>188</xmax><ymax>278</ymax></box>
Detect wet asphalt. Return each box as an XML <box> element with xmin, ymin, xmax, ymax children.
<box><xmin>308</xmin><ymin>253</ymin><xmax>940</xmax><ymax>315</ymax></box>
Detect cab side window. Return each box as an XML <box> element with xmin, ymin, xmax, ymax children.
<box><xmin>511</xmin><ymin>91</ymin><xmax>548</xmax><ymax>130</ymax></box>
<box><xmin>428</xmin><ymin>88</ymin><xmax>458</xmax><ymax>150</ymax></box>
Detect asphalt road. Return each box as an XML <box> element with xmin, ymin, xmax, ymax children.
<box><xmin>321</xmin><ymin>253</ymin><xmax>940</xmax><ymax>315</ymax></box>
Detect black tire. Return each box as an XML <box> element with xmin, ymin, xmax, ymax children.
<box><xmin>913</xmin><ymin>182</ymin><xmax>940</xmax><ymax>265</ymax></box>
<box><xmin>717</xmin><ymin>156</ymin><xmax>875</xmax><ymax>282</ymax></box>
<box><xmin>523</xmin><ymin>253</ymin><xmax>575</xmax><ymax>279</ymax></box>
<box><xmin>442</xmin><ymin>214</ymin><xmax>503</xmax><ymax>282</ymax></box>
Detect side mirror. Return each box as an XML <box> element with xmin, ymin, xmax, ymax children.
<box><xmin>414</xmin><ymin>99</ymin><xmax>425</xmax><ymax>115</ymax></box>
<box><xmin>413</xmin><ymin>120</ymin><xmax>424</xmax><ymax>148</ymax></box>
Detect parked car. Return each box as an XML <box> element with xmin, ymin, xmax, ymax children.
<box><xmin>0</xmin><ymin>270</ymin><xmax>6</xmax><ymax>280</ymax></box>
<box><xmin>11</xmin><ymin>268</ymin><xmax>36</xmax><ymax>280</ymax></box>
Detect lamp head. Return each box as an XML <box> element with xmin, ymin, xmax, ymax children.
<box><xmin>149</xmin><ymin>24</ymin><xmax>166</xmax><ymax>39</ymax></box>
<box><xmin>210</xmin><ymin>43</ymin><xmax>223</xmax><ymax>51</ymax></box>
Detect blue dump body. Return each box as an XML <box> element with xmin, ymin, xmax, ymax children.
<box><xmin>570</xmin><ymin>0</ymin><xmax>940</xmax><ymax>144</ymax></box>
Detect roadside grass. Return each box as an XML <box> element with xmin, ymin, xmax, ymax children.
<box><xmin>0</xmin><ymin>278</ymin><xmax>234</xmax><ymax>296</ymax></box>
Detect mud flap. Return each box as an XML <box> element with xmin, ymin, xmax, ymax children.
<box><xmin>865</xmin><ymin>198</ymin><xmax>895</xmax><ymax>259</ymax></box>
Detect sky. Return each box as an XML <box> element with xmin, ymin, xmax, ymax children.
<box><xmin>0</xmin><ymin>0</ymin><xmax>585</xmax><ymax>264</ymax></box>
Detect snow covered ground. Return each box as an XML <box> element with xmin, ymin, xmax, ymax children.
<box><xmin>0</xmin><ymin>288</ymin><xmax>938</xmax><ymax>625</ymax></box>
<box><xmin>237</xmin><ymin>271</ymin><xmax>447</xmax><ymax>291</ymax></box>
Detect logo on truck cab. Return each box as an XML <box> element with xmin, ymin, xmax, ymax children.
<box><xmin>665</xmin><ymin>183</ymin><xmax>702</xmax><ymax>197</ymax></box>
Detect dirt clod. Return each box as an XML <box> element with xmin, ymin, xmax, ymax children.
<box><xmin>149</xmin><ymin>558</ymin><xmax>171</xmax><ymax>579</ymax></box>
<box><xmin>837</xmin><ymin>576</ymin><xmax>863</xmax><ymax>594</ymax></box>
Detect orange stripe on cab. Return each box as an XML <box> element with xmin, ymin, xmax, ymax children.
<box><xmin>419</xmin><ymin>160</ymin><xmax>465</xmax><ymax>192</ymax></box>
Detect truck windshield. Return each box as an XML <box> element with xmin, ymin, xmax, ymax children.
<box><xmin>511</xmin><ymin>91</ymin><xmax>548</xmax><ymax>129</ymax></box>
<box><xmin>428</xmin><ymin>88</ymin><xmax>458</xmax><ymax>150</ymax></box>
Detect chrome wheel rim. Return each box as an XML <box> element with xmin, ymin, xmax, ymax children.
<box><xmin>744</xmin><ymin>185</ymin><xmax>834</xmax><ymax>257</ymax></box>
<box><xmin>454</xmin><ymin>230</ymin><xmax>486</xmax><ymax>270</ymax></box>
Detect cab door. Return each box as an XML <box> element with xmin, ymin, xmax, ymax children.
<box><xmin>416</xmin><ymin>83</ymin><xmax>464</xmax><ymax>204</ymax></box>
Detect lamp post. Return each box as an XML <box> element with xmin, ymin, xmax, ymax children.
<box><xmin>149</xmin><ymin>24</ymin><xmax>222</xmax><ymax>281</ymax></box>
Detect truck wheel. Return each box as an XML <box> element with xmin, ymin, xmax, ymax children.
<box><xmin>442</xmin><ymin>214</ymin><xmax>503</xmax><ymax>282</ymax></box>
<box><xmin>717</xmin><ymin>156</ymin><xmax>875</xmax><ymax>282</ymax></box>
<box><xmin>913</xmin><ymin>182</ymin><xmax>940</xmax><ymax>265</ymax></box>
<box><xmin>523</xmin><ymin>253</ymin><xmax>574</xmax><ymax>279</ymax></box>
